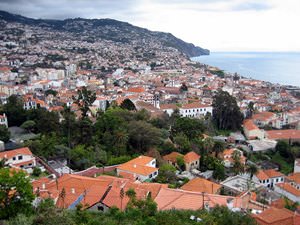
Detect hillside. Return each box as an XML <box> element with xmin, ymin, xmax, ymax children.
<box><xmin>0</xmin><ymin>10</ymin><xmax>209</xmax><ymax>57</ymax></box>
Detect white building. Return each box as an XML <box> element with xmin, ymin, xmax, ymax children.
<box><xmin>0</xmin><ymin>147</ymin><xmax>36</xmax><ymax>173</ymax></box>
<box><xmin>179</xmin><ymin>102</ymin><xmax>212</xmax><ymax>118</ymax></box>
<box><xmin>274</xmin><ymin>173</ymin><xmax>300</xmax><ymax>202</ymax></box>
<box><xmin>253</xmin><ymin>169</ymin><xmax>285</xmax><ymax>188</ymax></box>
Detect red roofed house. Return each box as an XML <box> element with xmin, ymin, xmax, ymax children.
<box><xmin>243</xmin><ymin>119</ymin><xmax>265</xmax><ymax>140</ymax></box>
<box><xmin>0</xmin><ymin>147</ymin><xmax>36</xmax><ymax>173</ymax></box>
<box><xmin>116</xmin><ymin>156</ymin><xmax>159</xmax><ymax>182</ymax></box>
<box><xmin>253</xmin><ymin>169</ymin><xmax>285</xmax><ymax>188</ymax></box>
<box><xmin>252</xmin><ymin>112</ymin><xmax>276</xmax><ymax>128</ymax></box>
<box><xmin>184</xmin><ymin>151</ymin><xmax>201</xmax><ymax>171</ymax></box>
<box><xmin>163</xmin><ymin>151</ymin><xmax>200</xmax><ymax>171</ymax></box>
<box><xmin>274</xmin><ymin>172</ymin><xmax>300</xmax><ymax>203</ymax></box>
<box><xmin>179</xmin><ymin>102</ymin><xmax>212</xmax><ymax>118</ymax></box>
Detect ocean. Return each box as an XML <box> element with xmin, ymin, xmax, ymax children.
<box><xmin>192</xmin><ymin>52</ymin><xmax>300</xmax><ymax>87</ymax></box>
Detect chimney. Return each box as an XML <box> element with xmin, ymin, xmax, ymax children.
<box><xmin>71</xmin><ymin>188</ymin><xmax>75</xmax><ymax>194</ymax></box>
<box><xmin>42</xmin><ymin>183</ymin><xmax>46</xmax><ymax>190</ymax></box>
<box><xmin>133</xmin><ymin>164</ymin><xmax>137</xmax><ymax>168</ymax></box>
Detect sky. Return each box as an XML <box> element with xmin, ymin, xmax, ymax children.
<box><xmin>0</xmin><ymin>0</ymin><xmax>299</xmax><ymax>52</ymax></box>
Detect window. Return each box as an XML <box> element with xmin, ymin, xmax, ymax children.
<box><xmin>18</xmin><ymin>155</ymin><xmax>23</xmax><ymax>160</ymax></box>
<box><xmin>152</xmin><ymin>161</ymin><xmax>155</xmax><ymax>165</ymax></box>
<box><xmin>97</xmin><ymin>206</ymin><xmax>104</xmax><ymax>211</ymax></box>
<box><xmin>13</xmin><ymin>157</ymin><xmax>16</xmax><ymax>161</ymax></box>
<box><xmin>281</xmin><ymin>178</ymin><xmax>284</xmax><ymax>181</ymax></box>
<box><xmin>276</xmin><ymin>178</ymin><xmax>278</xmax><ymax>182</ymax></box>
<box><xmin>149</xmin><ymin>174</ymin><xmax>153</xmax><ymax>178</ymax></box>
<box><xmin>154</xmin><ymin>171</ymin><xmax>157</xmax><ymax>175</ymax></box>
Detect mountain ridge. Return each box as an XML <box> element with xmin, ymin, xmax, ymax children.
<box><xmin>0</xmin><ymin>10</ymin><xmax>209</xmax><ymax>57</ymax></box>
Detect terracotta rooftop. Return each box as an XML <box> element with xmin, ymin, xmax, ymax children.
<box><xmin>0</xmin><ymin>147</ymin><xmax>33</xmax><ymax>159</ymax></box>
<box><xmin>117</xmin><ymin>156</ymin><xmax>158</xmax><ymax>176</ymax></box>
<box><xmin>252</xmin><ymin>112</ymin><xmax>276</xmax><ymax>122</ymax></box>
<box><xmin>163</xmin><ymin>152</ymin><xmax>183</xmax><ymax>163</ymax></box>
<box><xmin>256</xmin><ymin>169</ymin><xmax>284</xmax><ymax>181</ymax></box>
<box><xmin>180</xmin><ymin>177</ymin><xmax>221</xmax><ymax>194</ymax></box>
<box><xmin>266</xmin><ymin>129</ymin><xmax>300</xmax><ymax>140</ymax></box>
<box><xmin>252</xmin><ymin>207</ymin><xmax>295</xmax><ymax>225</ymax></box>
<box><xmin>287</xmin><ymin>173</ymin><xmax>300</xmax><ymax>184</ymax></box>
<box><xmin>276</xmin><ymin>183</ymin><xmax>300</xmax><ymax>197</ymax></box>
<box><xmin>243</xmin><ymin>119</ymin><xmax>259</xmax><ymax>131</ymax></box>
<box><xmin>181</xmin><ymin>102</ymin><xmax>210</xmax><ymax>109</ymax></box>
<box><xmin>184</xmin><ymin>151</ymin><xmax>200</xmax><ymax>163</ymax></box>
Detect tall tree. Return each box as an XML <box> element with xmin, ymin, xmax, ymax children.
<box><xmin>213</xmin><ymin>141</ymin><xmax>225</xmax><ymax>158</ymax></box>
<box><xmin>0</xmin><ymin>125</ymin><xmax>10</xmax><ymax>143</ymax></box>
<box><xmin>246</xmin><ymin>164</ymin><xmax>258</xmax><ymax>179</ymax></box>
<box><xmin>72</xmin><ymin>87</ymin><xmax>96</xmax><ymax>118</ymax></box>
<box><xmin>1</xmin><ymin>95</ymin><xmax>27</xmax><ymax>126</ymax></box>
<box><xmin>212</xmin><ymin>90</ymin><xmax>244</xmax><ymax>131</ymax></box>
<box><xmin>246</xmin><ymin>101</ymin><xmax>255</xmax><ymax>119</ymax></box>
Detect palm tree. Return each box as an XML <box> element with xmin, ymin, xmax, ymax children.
<box><xmin>246</xmin><ymin>164</ymin><xmax>258</xmax><ymax>179</ymax></box>
<box><xmin>213</xmin><ymin>141</ymin><xmax>225</xmax><ymax>158</ymax></box>
<box><xmin>202</xmin><ymin>137</ymin><xmax>215</xmax><ymax>154</ymax></box>
<box><xmin>113</xmin><ymin>129</ymin><xmax>129</xmax><ymax>156</ymax></box>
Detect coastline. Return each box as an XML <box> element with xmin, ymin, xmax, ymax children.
<box><xmin>191</xmin><ymin>52</ymin><xmax>300</xmax><ymax>88</ymax></box>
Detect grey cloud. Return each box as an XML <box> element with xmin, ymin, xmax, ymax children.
<box><xmin>0</xmin><ymin>0</ymin><xmax>138</xmax><ymax>19</ymax></box>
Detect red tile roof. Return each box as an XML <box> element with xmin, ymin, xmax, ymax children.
<box><xmin>163</xmin><ymin>152</ymin><xmax>183</xmax><ymax>163</ymax></box>
<box><xmin>252</xmin><ymin>207</ymin><xmax>295</xmax><ymax>225</ymax></box>
<box><xmin>181</xmin><ymin>102</ymin><xmax>210</xmax><ymax>109</ymax></box>
<box><xmin>0</xmin><ymin>147</ymin><xmax>33</xmax><ymax>159</ymax></box>
<box><xmin>184</xmin><ymin>151</ymin><xmax>200</xmax><ymax>163</ymax></box>
<box><xmin>181</xmin><ymin>178</ymin><xmax>221</xmax><ymax>194</ymax></box>
<box><xmin>243</xmin><ymin>119</ymin><xmax>259</xmax><ymax>131</ymax></box>
<box><xmin>117</xmin><ymin>156</ymin><xmax>158</xmax><ymax>176</ymax></box>
<box><xmin>266</xmin><ymin>130</ymin><xmax>300</xmax><ymax>140</ymax></box>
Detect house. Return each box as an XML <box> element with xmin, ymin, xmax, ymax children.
<box><xmin>179</xmin><ymin>102</ymin><xmax>212</xmax><ymax>118</ymax></box>
<box><xmin>222</xmin><ymin>148</ymin><xmax>246</xmax><ymax>168</ymax></box>
<box><xmin>253</xmin><ymin>169</ymin><xmax>285</xmax><ymax>188</ymax></box>
<box><xmin>0</xmin><ymin>113</ymin><xmax>8</xmax><ymax>127</ymax></box>
<box><xmin>252</xmin><ymin>207</ymin><xmax>299</xmax><ymax>225</ymax></box>
<box><xmin>0</xmin><ymin>147</ymin><xmax>36</xmax><ymax>173</ymax></box>
<box><xmin>181</xmin><ymin>177</ymin><xmax>221</xmax><ymax>194</ymax></box>
<box><xmin>252</xmin><ymin>112</ymin><xmax>277</xmax><ymax>128</ymax></box>
<box><xmin>243</xmin><ymin>119</ymin><xmax>265</xmax><ymax>140</ymax></box>
<box><xmin>184</xmin><ymin>151</ymin><xmax>201</xmax><ymax>171</ymax></box>
<box><xmin>116</xmin><ymin>155</ymin><xmax>158</xmax><ymax>182</ymax></box>
<box><xmin>32</xmin><ymin>174</ymin><xmax>112</xmax><ymax>209</ymax></box>
<box><xmin>32</xmin><ymin>174</ymin><xmax>165</xmax><ymax>211</ymax></box>
<box><xmin>163</xmin><ymin>151</ymin><xmax>200</xmax><ymax>171</ymax></box>
<box><xmin>265</xmin><ymin>129</ymin><xmax>300</xmax><ymax>144</ymax></box>
<box><xmin>274</xmin><ymin>172</ymin><xmax>300</xmax><ymax>202</ymax></box>
<box><xmin>221</xmin><ymin>175</ymin><xmax>262</xmax><ymax>195</ymax></box>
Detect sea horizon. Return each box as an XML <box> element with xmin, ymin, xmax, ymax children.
<box><xmin>192</xmin><ymin>51</ymin><xmax>300</xmax><ymax>87</ymax></box>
